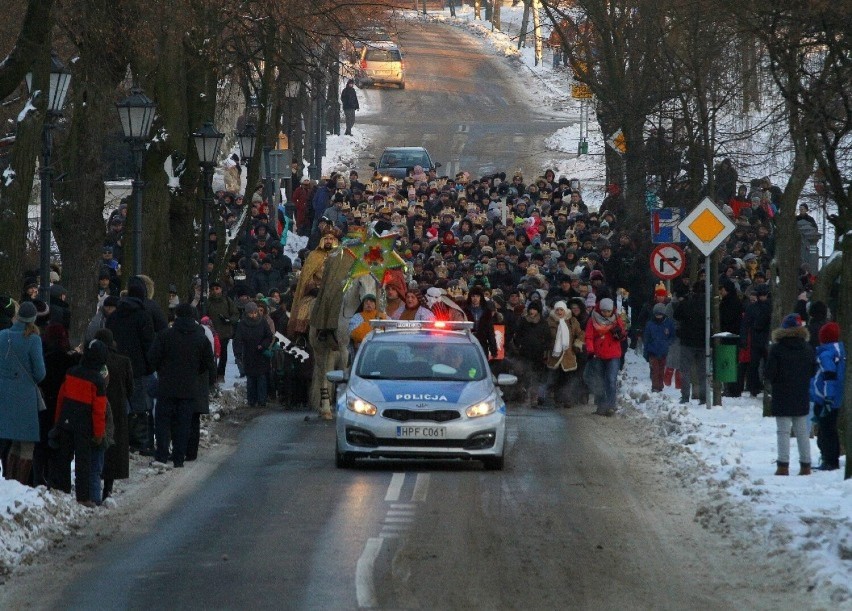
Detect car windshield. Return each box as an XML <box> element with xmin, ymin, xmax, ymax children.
<box><xmin>356</xmin><ymin>340</ymin><xmax>487</xmax><ymax>381</ymax></box>
<box><xmin>365</xmin><ymin>49</ymin><xmax>401</xmax><ymax>62</ymax></box>
<box><xmin>381</xmin><ymin>152</ymin><xmax>429</xmax><ymax>168</ymax></box>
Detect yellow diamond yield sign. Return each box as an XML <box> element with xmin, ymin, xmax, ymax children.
<box><xmin>691</xmin><ymin>209</ymin><xmax>725</xmax><ymax>242</ymax></box>
<box><xmin>678</xmin><ymin>197</ymin><xmax>735</xmax><ymax>257</ymax></box>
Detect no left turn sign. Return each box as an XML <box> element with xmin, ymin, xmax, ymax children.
<box><xmin>650</xmin><ymin>244</ymin><xmax>686</xmax><ymax>280</ymax></box>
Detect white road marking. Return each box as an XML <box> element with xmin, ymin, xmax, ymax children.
<box><xmin>386</xmin><ymin>510</ymin><xmax>415</xmax><ymax>516</ymax></box>
<box><xmin>390</xmin><ymin>503</ymin><xmax>415</xmax><ymax>510</ymax></box>
<box><xmin>412</xmin><ymin>473</ymin><xmax>430</xmax><ymax>502</ymax></box>
<box><xmin>385</xmin><ymin>473</ymin><xmax>405</xmax><ymax>502</ymax></box>
<box><xmin>356</xmin><ymin>537</ymin><xmax>383</xmax><ymax>608</ymax></box>
<box><xmin>383</xmin><ymin>517</ymin><xmax>414</xmax><ymax>523</ymax></box>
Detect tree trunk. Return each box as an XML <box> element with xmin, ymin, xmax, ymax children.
<box><xmin>0</xmin><ymin>46</ymin><xmax>50</xmax><ymax>295</ymax></box>
<box><xmin>839</xmin><ymin>245</ymin><xmax>852</xmax><ymax>479</ymax></box>
<box><xmin>763</xmin><ymin>100</ymin><xmax>813</xmax><ymax>416</ymax></box>
<box><xmin>135</xmin><ymin>20</ymin><xmax>217</xmax><ymax>313</ymax></box>
<box><xmin>0</xmin><ymin>0</ymin><xmax>54</xmax><ymax>99</ymax></box>
<box><xmin>52</xmin><ymin>7</ymin><xmax>127</xmax><ymax>344</ymax></box>
<box><xmin>621</xmin><ymin>114</ymin><xmax>648</xmax><ymax>232</ymax></box>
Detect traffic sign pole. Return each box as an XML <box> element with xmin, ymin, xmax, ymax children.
<box><xmin>678</xmin><ymin>198</ymin><xmax>735</xmax><ymax>410</ymax></box>
<box><xmin>705</xmin><ymin>254</ymin><xmax>712</xmax><ymax>410</ymax></box>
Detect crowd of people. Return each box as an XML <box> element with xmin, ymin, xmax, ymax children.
<box><xmin>0</xmin><ymin>156</ymin><xmax>845</xmax><ymax>508</ymax></box>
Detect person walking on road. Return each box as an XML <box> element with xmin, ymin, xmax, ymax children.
<box><xmin>147</xmin><ymin>304</ymin><xmax>216</xmax><ymax>469</ymax></box>
<box><xmin>341</xmin><ymin>79</ymin><xmax>359</xmax><ymax>136</ymax></box>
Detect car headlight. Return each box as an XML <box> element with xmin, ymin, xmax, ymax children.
<box><xmin>466</xmin><ymin>398</ymin><xmax>497</xmax><ymax>418</ymax></box>
<box><xmin>347</xmin><ymin>394</ymin><xmax>377</xmax><ymax>416</ymax></box>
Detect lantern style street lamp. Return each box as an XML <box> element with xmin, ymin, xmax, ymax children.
<box><xmin>237</xmin><ymin>121</ymin><xmax>257</xmax><ymax>162</ymax></box>
<box><xmin>193</xmin><ymin>121</ymin><xmax>224</xmax><ymax>313</ymax></box>
<box><xmin>26</xmin><ymin>54</ymin><xmax>72</xmax><ymax>302</ymax></box>
<box><xmin>116</xmin><ymin>87</ymin><xmax>157</xmax><ymax>276</ymax></box>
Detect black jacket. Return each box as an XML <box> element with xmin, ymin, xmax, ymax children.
<box><xmin>233</xmin><ymin>317</ymin><xmax>274</xmax><ymax>376</ymax></box>
<box><xmin>341</xmin><ymin>86</ymin><xmax>359</xmax><ymax>110</ymax></box>
<box><xmin>464</xmin><ymin>304</ymin><xmax>498</xmax><ymax>359</ymax></box>
<box><xmin>674</xmin><ymin>293</ymin><xmax>707</xmax><ymax>348</ymax></box>
<box><xmin>765</xmin><ymin>326</ymin><xmax>815</xmax><ymax>417</ymax></box>
<box><xmin>742</xmin><ymin>299</ymin><xmax>772</xmax><ymax>349</ymax></box>
<box><xmin>148</xmin><ymin>317</ymin><xmax>216</xmax><ymax>399</ymax></box>
<box><xmin>106</xmin><ymin>297</ymin><xmax>155</xmax><ymax>378</ymax></box>
<box><xmin>719</xmin><ymin>292</ymin><xmax>744</xmax><ymax>336</ymax></box>
<box><xmin>512</xmin><ymin>313</ymin><xmax>551</xmax><ymax>367</ymax></box>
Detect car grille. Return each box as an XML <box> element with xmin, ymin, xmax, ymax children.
<box><xmin>382</xmin><ymin>408</ymin><xmax>461</xmax><ymax>423</ymax></box>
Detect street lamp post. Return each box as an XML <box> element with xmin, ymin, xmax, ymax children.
<box><xmin>115</xmin><ymin>87</ymin><xmax>157</xmax><ymax>276</ymax></box>
<box><xmin>236</xmin><ymin>120</ymin><xmax>258</xmax><ymax>262</ymax></box>
<box><xmin>192</xmin><ymin>121</ymin><xmax>224</xmax><ymax>314</ymax></box>
<box><xmin>26</xmin><ymin>54</ymin><xmax>71</xmax><ymax>302</ymax></box>
<box><xmin>284</xmin><ymin>81</ymin><xmax>300</xmax><ymax>202</ymax></box>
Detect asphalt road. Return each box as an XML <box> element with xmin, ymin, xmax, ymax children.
<box><xmin>353</xmin><ymin>21</ymin><xmax>576</xmax><ymax>180</ymax></box>
<box><xmin>35</xmin><ymin>407</ymin><xmax>811</xmax><ymax>610</ymax></box>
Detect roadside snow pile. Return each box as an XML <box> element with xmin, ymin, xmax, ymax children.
<box><xmin>618</xmin><ymin>350</ymin><xmax>852</xmax><ymax>604</ymax></box>
<box><xmin>0</xmin><ymin>481</ymin><xmax>87</xmax><ymax>577</ymax></box>
<box><xmin>210</xmin><ymin>383</ymin><xmax>245</xmax><ymax>420</ymax></box>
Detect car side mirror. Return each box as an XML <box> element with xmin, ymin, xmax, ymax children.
<box><xmin>326</xmin><ymin>370</ymin><xmax>349</xmax><ymax>384</ymax></box>
<box><xmin>434</xmin><ymin>162</ymin><xmax>442</xmax><ymax>169</ymax></box>
<box><xmin>496</xmin><ymin>374</ymin><xmax>517</xmax><ymax>386</ymax></box>
<box><xmin>368</xmin><ymin>162</ymin><xmax>377</xmax><ymax>169</ymax></box>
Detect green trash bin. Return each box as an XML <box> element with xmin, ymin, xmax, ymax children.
<box><xmin>713</xmin><ymin>333</ymin><xmax>739</xmax><ymax>383</ymax></box>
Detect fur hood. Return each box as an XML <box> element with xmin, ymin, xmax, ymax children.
<box><xmin>771</xmin><ymin>325</ymin><xmax>809</xmax><ymax>343</ymax></box>
<box><xmin>137</xmin><ymin>274</ymin><xmax>156</xmax><ymax>299</ymax></box>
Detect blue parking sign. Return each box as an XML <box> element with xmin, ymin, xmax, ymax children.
<box><xmin>651</xmin><ymin>208</ymin><xmax>687</xmax><ymax>244</ymax></box>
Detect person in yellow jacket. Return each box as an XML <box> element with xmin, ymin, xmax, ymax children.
<box><xmin>348</xmin><ymin>294</ymin><xmax>387</xmax><ymax>352</ymax></box>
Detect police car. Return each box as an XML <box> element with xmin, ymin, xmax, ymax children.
<box><xmin>326</xmin><ymin>320</ymin><xmax>517</xmax><ymax>470</ymax></box>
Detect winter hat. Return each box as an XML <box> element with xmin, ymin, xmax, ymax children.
<box><xmin>94</xmin><ymin>328</ymin><xmax>116</xmax><ymax>348</ymax></box>
<box><xmin>818</xmin><ymin>322</ymin><xmax>840</xmax><ymax>344</ymax></box>
<box><xmin>82</xmin><ymin>339</ymin><xmax>108</xmax><ymax>370</ymax></box>
<box><xmin>654</xmin><ymin>282</ymin><xmax>668</xmax><ymax>298</ymax></box>
<box><xmin>127</xmin><ymin>276</ymin><xmax>147</xmax><ymax>300</ymax></box>
<box><xmin>103</xmin><ymin>295</ymin><xmax>119</xmax><ymax>309</ymax></box>
<box><xmin>599</xmin><ymin>297</ymin><xmax>615</xmax><ymax>312</ymax></box>
<box><xmin>244</xmin><ymin>301</ymin><xmax>259</xmax><ymax>315</ymax></box>
<box><xmin>175</xmin><ymin>303</ymin><xmax>196</xmax><ymax>319</ymax></box>
<box><xmin>17</xmin><ymin>301</ymin><xmax>37</xmax><ymax>324</ymax></box>
<box><xmin>50</xmin><ymin>270</ymin><xmax>60</xmax><ymax>283</ymax></box>
<box><xmin>584</xmin><ymin>293</ymin><xmax>597</xmax><ymax>308</ymax></box>
<box><xmin>553</xmin><ymin>300</ymin><xmax>568</xmax><ymax>313</ymax></box>
<box><xmin>653</xmin><ymin>303</ymin><xmax>667</xmax><ymax>316</ymax></box>
<box><xmin>780</xmin><ymin>313</ymin><xmax>803</xmax><ymax>329</ymax></box>
<box><xmin>526</xmin><ymin>301</ymin><xmax>542</xmax><ymax>314</ymax></box>
<box><xmin>589</xmin><ymin>270</ymin><xmax>605</xmax><ymax>282</ymax></box>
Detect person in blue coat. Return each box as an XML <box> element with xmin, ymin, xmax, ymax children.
<box><xmin>643</xmin><ymin>302</ymin><xmax>676</xmax><ymax>392</ymax></box>
<box><xmin>810</xmin><ymin>322</ymin><xmax>845</xmax><ymax>471</ymax></box>
<box><xmin>0</xmin><ymin>302</ymin><xmax>47</xmax><ymax>484</ymax></box>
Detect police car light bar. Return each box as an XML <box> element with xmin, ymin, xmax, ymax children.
<box><xmin>369</xmin><ymin>320</ymin><xmax>474</xmax><ymax>331</ymax></box>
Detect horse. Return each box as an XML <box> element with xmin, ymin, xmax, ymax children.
<box><xmin>308</xmin><ymin>248</ymin><xmax>379</xmax><ymax>417</ymax></box>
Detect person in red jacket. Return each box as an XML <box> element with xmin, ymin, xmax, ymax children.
<box><xmin>584</xmin><ymin>298</ymin><xmax>626</xmax><ymax>416</ymax></box>
<box><xmin>292</xmin><ymin>178</ymin><xmax>314</xmax><ymax>236</ymax></box>
<box><xmin>50</xmin><ymin>340</ymin><xmax>108</xmax><ymax>507</ymax></box>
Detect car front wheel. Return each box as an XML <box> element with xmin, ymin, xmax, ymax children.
<box><xmin>482</xmin><ymin>455</ymin><xmax>504</xmax><ymax>471</ymax></box>
<box><xmin>336</xmin><ymin>442</ymin><xmax>355</xmax><ymax>469</ymax></box>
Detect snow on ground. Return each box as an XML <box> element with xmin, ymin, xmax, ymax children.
<box><xmin>2</xmin><ymin>5</ymin><xmax>848</xmax><ymax>602</ymax></box>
